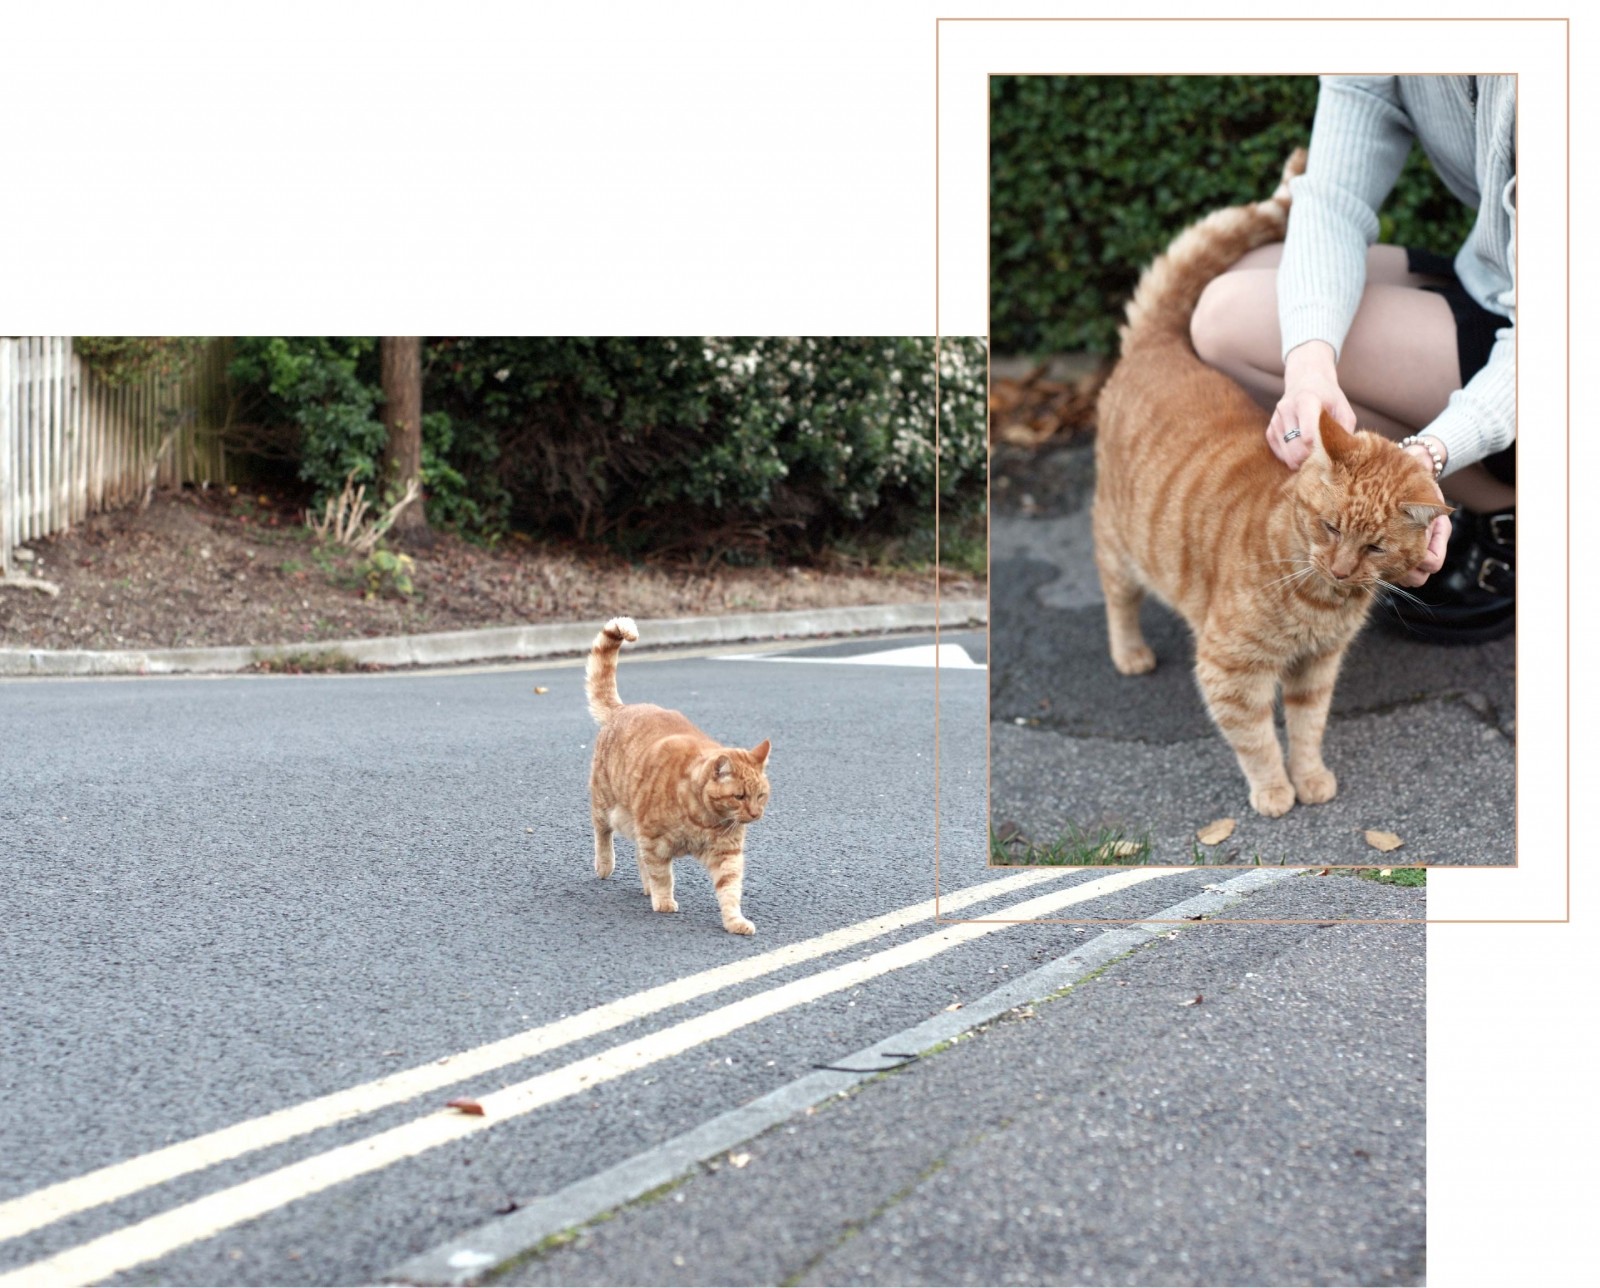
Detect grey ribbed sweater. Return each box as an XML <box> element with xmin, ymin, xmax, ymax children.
<box><xmin>1279</xmin><ymin>75</ymin><xmax>1516</xmax><ymax>475</ymax></box>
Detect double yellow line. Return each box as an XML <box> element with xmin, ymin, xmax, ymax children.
<box><xmin>0</xmin><ymin>868</ymin><xmax>1167</xmax><ymax>1287</ymax></box>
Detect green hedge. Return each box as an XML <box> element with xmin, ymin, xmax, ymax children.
<box><xmin>224</xmin><ymin>337</ymin><xmax>986</xmax><ymax>561</ymax></box>
<box><xmin>990</xmin><ymin>75</ymin><xmax>1477</xmax><ymax>356</ymax></box>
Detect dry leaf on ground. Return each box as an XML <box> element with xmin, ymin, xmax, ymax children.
<box><xmin>533</xmin><ymin>686</ymin><xmax>549</xmax><ymax>695</ymax></box>
<box><xmin>1180</xmin><ymin>994</ymin><xmax>1203</xmax><ymax>1006</ymax></box>
<box><xmin>446</xmin><ymin>1098</ymin><xmax>486</xmax><ymax>1116</ymax></box>
<box><xmin>1195</xmin><ymin>818</ymin><xmax>1237</xmax><ymax>846</ymax></box>
<box><xmin>1364</xmin><ymin>830</ymin><xmax>1405</xmax><ymax>853</ymax></box>
<box><xmin>1098</xmin><ymin>840</ymin><xmax>1144</xmax><ymax>860</ymax></box>
<box><xmin>728</xmin><ymin>1152</ymin><xmax>752</xmax><ymax>1169</ymax></box>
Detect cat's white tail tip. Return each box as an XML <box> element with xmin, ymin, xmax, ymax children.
<box><xmin>602</xmin><ymin>616</ymin><xmax>639</xmax><ymax>644</ymax></box>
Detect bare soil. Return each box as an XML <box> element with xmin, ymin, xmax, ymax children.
<box><xmin>1</xmin><ymin>487</ymin><xmax>978</xmax><ymax>653</ymax></box>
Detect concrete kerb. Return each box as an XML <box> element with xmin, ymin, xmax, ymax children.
<box><xmin>0</xmin><ymin>600</ymin><xmax>988</xmax><ymax>678</ymax></box>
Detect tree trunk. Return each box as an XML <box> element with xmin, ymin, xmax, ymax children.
<box><xmin>380</xmin><ymin>336</ymin><xmax>430</xmax><ymax>543</ymax></box>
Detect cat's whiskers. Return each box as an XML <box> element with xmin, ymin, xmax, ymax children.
<box><xmin>1367</xmin><ymin>576</ymin><xmax>1429</xmax><ymax>610</ymax></box>
<box><xmin>1263</xmin><ymin>561</ymin><xmax>1318</xmax><ymax>590</ymax></box>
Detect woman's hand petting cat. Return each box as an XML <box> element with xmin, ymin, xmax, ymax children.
<box><xmin>1396</xmin><ymin>513</ymin><xmax>1451</xmax><ymax>587</ymax></box>
<box><xmin>1267</xmin><ymin>340</ymin><xmax>1356</xmax><ymax>470</ymax></box>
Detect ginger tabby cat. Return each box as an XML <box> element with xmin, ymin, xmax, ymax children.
<box><xmin>586</xmin><ymin>616</ymin><xmax>771</xmax><ymax>933</ymax></box>
<box><xmin>1093</xmin><ymin>151</ymin><xmax>1451</xmax><ymax>818</ymax></box>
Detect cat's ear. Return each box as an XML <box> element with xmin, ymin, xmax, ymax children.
<box><xmin>1400</xmin><ymin>501</ymin><xmax>1455</xmax><ymax>529</ymax></box>
<box><xmin>1317</xmin><ymin>409</ymin><xmax>1358</xmax><ymax>461</ymax></box>
<box><xmin>750</xmin><ymin>739</ymin><xmax>771</xmax><ymax>767</ymax></box>
<box><xmin>713</xmin><ymin>755</ymin><xmax>733</xmax><ymax>779</ymax></box>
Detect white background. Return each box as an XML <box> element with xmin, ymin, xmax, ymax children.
<box><xmin>3</xmin><ymin>2</ymin><xmax>1594</xmax><ymax>1285</ymax></box>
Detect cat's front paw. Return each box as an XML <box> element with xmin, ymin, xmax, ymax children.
<box><xmin>595</xmin><ymin>854</ymin><xmax>615</xmax><ymax>879</ymax></box>
<box><xmin>1111</xmin><ymin>644</ymin><xmax>1157</xmax><ymax>676</ymax></box>
<box><xmin>1249</xmin><ymin>783</ymin><xmax>1296</xmax><ymax>818</ymax></box>
<box><xmin>651</xmin><ymin>896</ymin><xmax>679</xmax><ymax>914</ymax></box>
<box><xmin>722</xmin><ymin>916</ymin><xmax>756</xmax><ymax>936</ymax></box>
<box><xmin>1293</xmin><ymin>767</ymin><xmax>1338</xmax><ymax>805</ymax></box>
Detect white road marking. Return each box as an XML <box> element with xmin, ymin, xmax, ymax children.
<box><xmin>0</xmin><ymin>870</ymin><xmax>1168</xmax><ymax>1288</ymax></box>
<box><xmin>391</xmin><ymin>868</ymin><xmax>1298</xmax><ymax>1285</ymax></box>
<box><xmin>0</xmin><ymin>870</ymin><xmax>1060</xmax><ymax>1246</ymax></box>
<box><xmin>720</xmin><ymin>643</ymin><xmax>984</xmax><ymax>669</ymax></box>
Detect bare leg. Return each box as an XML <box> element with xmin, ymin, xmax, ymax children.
<box><xmin>1191</xmin><ymin>244</ymin><xmax>1514</xmax><ymax>509</ymax></box>
<box><xmin>1282</xmin><ymin>650</ymin><xmax>1344</xmax><ymax>805</ymax></box>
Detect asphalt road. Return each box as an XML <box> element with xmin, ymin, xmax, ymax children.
<box><xmin>0</xmin><ymin>629</ymin><xmax>1424</xmax><ymax>1287</ymax></box>
<box><xmin>990</xmin><ymin>438</ymin><xmax>1516</xmax><ymax>866</ymax></box>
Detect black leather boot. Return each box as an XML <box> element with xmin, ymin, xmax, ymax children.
<box><xmin>1380</xmin><ymin>507</ymin><xmax>1515</xmax><ymax>644</ymax></box>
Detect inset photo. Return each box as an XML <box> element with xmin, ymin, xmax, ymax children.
<box><xmin>988</xmin><ymin>75</ymin><xmax>1515</xmax><ymax>868</ymax></box>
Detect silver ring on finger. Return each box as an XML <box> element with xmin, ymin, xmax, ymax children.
<box><xmin>1282</xmin><ymin>427</ymin><xmax>1302</xmax><ymax>443</ymax></box>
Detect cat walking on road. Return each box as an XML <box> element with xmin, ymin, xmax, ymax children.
<box><xmin>586</xmin><ymin>616</ymin><xmax>772</xmax><ymax>934</ymax></box>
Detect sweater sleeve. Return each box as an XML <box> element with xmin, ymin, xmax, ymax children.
<box><xmin>1278</xmin><ymin>76</ymin><xmax>1415</xmax><ymax>362</ymax></box>
<box><xmin>1428</xmin><ymin>173</ymin><xmax>1517</xmax><ymax>474</ymax></box>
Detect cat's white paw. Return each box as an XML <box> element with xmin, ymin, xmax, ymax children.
<box><xmin>1112</xmin><ymin>644</ymin><xmax>1156</xmax><ymax>676</ymax></box>
<box><xmin>1249</xmin><ymin>783</ymin><xmax>1296</xmax><ymax>818</ymax></box>
<box><xmin>1294</xmin><ymin>767</ymin><xmax>1338</xmax><ymax>805</ymax></box>
<box><xmin>723</xmin><ymin>916</ymin><xmax>756</xmax><ymax>936</ymax></box>
<box><xmin>652</xmin><ymin>896</ymin><xmax>679</xmax><ymax>914</ymax></box>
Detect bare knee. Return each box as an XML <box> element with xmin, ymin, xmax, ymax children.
<box><xmin>1191</xmin><ymin>273</ymin><xmax>1253</xmax><ymax>373</ymax></box>
<box><xmin>1191</xmin><ymin>272</ymin><xmax>1285</xmax><ymax>407</ymax></box>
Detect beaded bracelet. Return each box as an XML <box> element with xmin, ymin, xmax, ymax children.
<box><xmin>1398</xmin><ymin>435</ymin><xmax>1446</xmax><ymax>480</ymax></box>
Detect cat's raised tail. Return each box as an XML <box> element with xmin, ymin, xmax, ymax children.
<box><xmin>586</xmin><ymin>615</ymin><xmax>639</xmax><ymax>723</ymax></box>
<box><xmin>1118</xmin><ymin>147</ymin><xmax>1306</xmax><ymax>355</ymax></box>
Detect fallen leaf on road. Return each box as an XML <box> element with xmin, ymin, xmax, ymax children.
<box><xmin>1181</xmin><ymin>994</ymin><xmax>1203</xmax><ymax>1006</ymax></box>
<box><xmin>533</xmin><ymin>686</ymin><xmax>549</xmax><ymax>695</ymax></box>
<box><xmin>446</xmin><ymin>1098</ymin><xmax>486</xmax><ymax>1116</ymax></box>
<box><xmin>944</xmin><ymin>1002</ymin><xmax>964</xmax><ymax>1011</ymax></box>
<box><xmin>1364</xmin><ymin>830</ymin><xmax>1405</xmax><ymax>853</ymax></box>
<box><xmin>1195</xmin><ymin>818</ymin><xmax>1237</xmax><ymax>846</ymax></box>
<box><xmin>728</xmin><ymin>1152</ymin><xmax>751</xmax><ymax>1169</ymax></box>
<box><xmin>1096</xmin><ymin>840</ymin><xmax>1143</xmax><ymax>860</ymax></box>
<box><xmin>1379</xmin><ymin>868</ymin><xmax>1393</xmax><ymax>877</ymax></box>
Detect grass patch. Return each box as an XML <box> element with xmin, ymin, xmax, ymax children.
<box><xmin>1355</xmin><ymin>866</ymin><xmax>1427</xmax><ymax>887</ymax></box>
<box><xmin>990</xmin><ymin>821</ymin><xmax>1152</xmax><ymax>866</ymax></box>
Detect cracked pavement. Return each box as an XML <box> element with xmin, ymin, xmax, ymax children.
<box><xmin>990</xmin><ymin>439</ymin><xmax>1515</xmax><ymax>866</ymax></box>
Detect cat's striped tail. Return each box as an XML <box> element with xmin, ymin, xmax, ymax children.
<box><xmin>1118</xmin><ymin>148</ymin><xmax>1306</xmax><ymax>355</ymax></box>
<box><xmin>585</xmin><ymin>616</ymin><xmax>639</xmax><ymax>723</ymax></box>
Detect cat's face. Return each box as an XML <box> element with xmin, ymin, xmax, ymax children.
<box><xmin>705</xmin><ymin>740</ymin><xmax>772</xmax><ymax>825</ymax></box>
<box><xmin>1292</xmin><ymin>417</ymin><xmax>1451</xmax><ymax>593</ymax></box>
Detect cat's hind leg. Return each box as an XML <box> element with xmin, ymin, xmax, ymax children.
<box><xmin>1283</xmin><ymin>649</ymin><xmax>1343</xmax><ymax>804</ymax></box>
<box><xmin>1195</xmin><ymin>635</ymin><xmax>1294</xmax><ymax>817</ymax></box>
<box><xmin>1094</xmin><ymin>536</ymin><xmax>1156</xmax><ymax>675</ymax></box>
<box><xmin>706</xmin><ymin>847</ymin><xmax>755</xmax><ymax>936</ymax></box>
<box><xmin>592</xmin><ymin>804</ymin><xmax>616</xmax><ymax>879</ymax></box>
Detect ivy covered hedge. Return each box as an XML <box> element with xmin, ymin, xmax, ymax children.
<box><xmin>223</xmin><ymin>336</ymin><xmax>986</xmax><ymax>561</ymax></box>
<box><xmin>990</xmin><ymin>75</ymin><xmax>1477</xmax><ymax>356</ymax></box>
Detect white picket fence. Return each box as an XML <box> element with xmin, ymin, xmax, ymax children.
<box><xmin>0</xmin><ymin>337</ymin><xmax>229</xmax><ymax>576</ymax></box>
